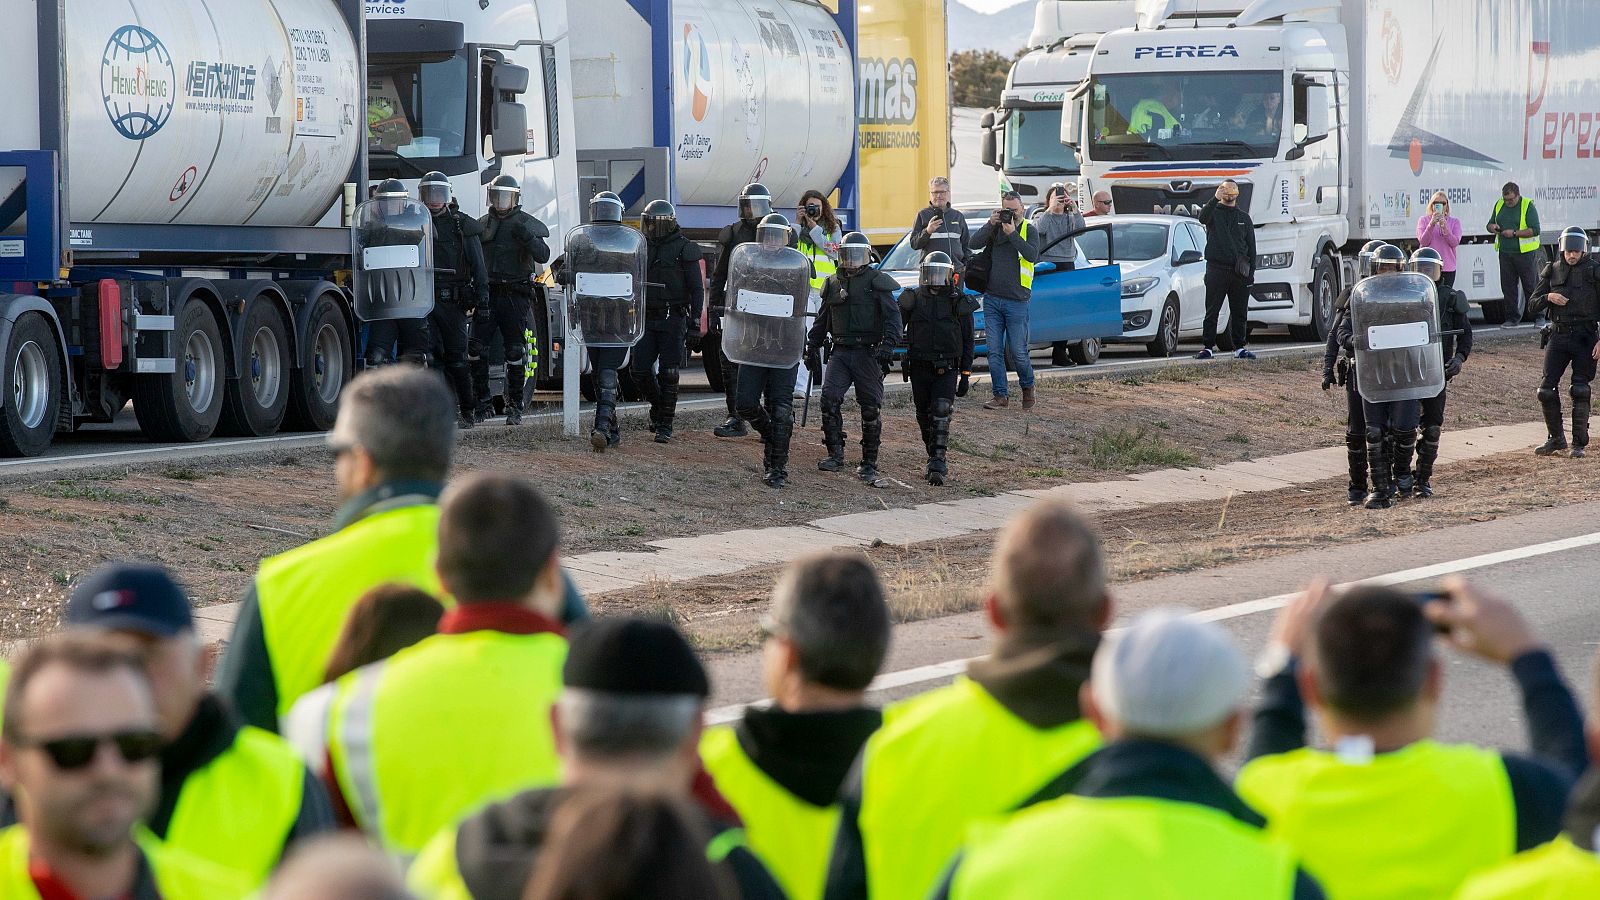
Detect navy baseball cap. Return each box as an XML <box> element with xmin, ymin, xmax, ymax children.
<box><xmin>65</xmin><ymin>563</ymin><xmax>194</xmax><ymax>637</ymax></box>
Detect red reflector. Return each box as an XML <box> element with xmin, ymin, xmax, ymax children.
<box><xmin>98</xmin><ymin>280</ymin><xmax>123</xmax><ymax>370</ymax></box>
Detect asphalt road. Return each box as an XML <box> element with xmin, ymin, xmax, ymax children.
<box><xmin>705</xmin><ymin>500</ymin><xmax>1600</xmax><ymax>757</ymax></box>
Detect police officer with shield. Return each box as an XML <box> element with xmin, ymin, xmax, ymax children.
<box><xmin>808</xmin><ymin>232</ymin><xmax>903</xmax><ymax>486</ymax></box>
<box><xmin>726</xmin><ymin>214</ymin><xmax>812</xmax><ymax>487</ymax></box>
<box><xmin>418</xmin><ymin>172</ymin><xmax>489</xmax><ymax>428</ymax></box>
<box><xmin>1324</xmin><ymin>240</ymin><xmax>1388</xmax><ymax>504</ymax></box>
<box><xmin>633</xmin><ymin>200</ymin><xmax>704</xmax><ymax>444</ymax></box>
<box><xmin>475</xmin><ymin>175</ymin><xmax>551</xmax><ymax>425</ymax></box>
<box><xmin>1400</xmin><ymin>246</ymin><xmax>1472</xmax><ymax>496</ymax></box>
<box><xmin>709</xmin><ymin>183</ymin><xmax>774</xmax><ymax>438</ymax></box>
<box><xmin>899</xmin><ymin>252</ymin><xmax>976</xmax><ymax>486</ymax></box>
<box><xmin>1348</xmin><ymin>244</ymin><xmax>1442</xmax><ymax>509</ymax></box>
<box><xmin>356</xmin><ymin>179</ymin><xmax>434</xmax><ymax>367</ymax></box>
<box><xmin>1530</xmin><ymin>227</ymin><xmax>1600</xmax><ymax>457</ymax></box>
<box><xmin>554</xmin><ymin>192</ymin><xmax>648</xmax><ymax>452</ymax></box>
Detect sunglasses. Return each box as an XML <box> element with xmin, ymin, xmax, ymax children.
<box><xmin>15</xmin><ymin>730</ymin><xmax>164</xmax><ymax>770</ymax></box>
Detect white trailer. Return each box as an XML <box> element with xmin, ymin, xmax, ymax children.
<box><xmin>1064</xmin><ymin>0</ymin><xmax>1600</xmax><ymax>339</ymax></box>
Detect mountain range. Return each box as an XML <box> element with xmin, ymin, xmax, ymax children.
<box><xmin>948</xmin><ymin>0</ymin><xmax>1035</xmax><ymax>55</ymax></box>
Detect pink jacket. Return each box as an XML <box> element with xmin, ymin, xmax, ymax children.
<box><xmin>1416</xmin><ymin>213</ymin><xmax>1462</xmax><ymax>271</ymax></box>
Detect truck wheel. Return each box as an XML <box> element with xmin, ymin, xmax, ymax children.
<box><xmin>286</xmin><ymin>294</ymin><xmax>351</xmax><ymax>432</ymax></box>
<box><xmin>0</xmin><ymin>313</ymin><xmax>62</xmax><ymax>457</ymax></box>
<box><xmin>1289</xmin><ymin>255</ymin><xmax>1335</xmax><ymax>342</ymax></box>
<box><xmin>1146</xmin><ymin>299</ymin><xmax>1179</xmax><ymax>358</ymax></box>
<box><xmin>703</xmin><ymin>332</ymin><xmax>726</xmax><ymax>394</ymax></box>
<box><xmin>1069</xmin><ymin>338</ymin><xmax>1102</xmax><ymax>366</ymax></box>
<box><xmin>133</xmin><ymin>298</ymin><xmax>224</xmax><ymax>443</ymax></box>
<box><xmin>219</xmin><ymin>301</ymin><xmax>291</xmax><ymax>436</ymax></box>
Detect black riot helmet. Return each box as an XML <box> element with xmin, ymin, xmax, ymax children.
<box><xmin>839</xmin><ymin>232</ymin><xmax>873</xmax><ymax>271</ymax></box>
<box><xmin>920</xmin><ymin>251</ymin><xmax>955</xmax><ymax>288</ymax></box>
<box><xmin>1372</xmin><ymin>243</ymin><xmax>1407</xmax><ymax>274</ymax></box>
<box><xmin>1357</xmin><ymin>239</ymin><xmax>1387</xmax><ymax>278</ymax></box>
<box><xmin>418</xmin><ymin>171</ymin><xmax>452</xmax><ymax>212</ymax></box>
<box><xmin>1409</xmin><ymin>246</ymin><xmax>1443</xmax><ymax>282</ymax></box>
<box><xmin>374</xmin><ymin>178</ymin><xmax>408</xmax><ymax>217</ymax></box>
<box><xmin>757</xmin><ymin>213</ymin><xmax>791</xmax><ymax>250</ymax></box>
<box><xmin>739</xmin><ymin>182</ymin><xmax>773</xmax><ymax>224</ymax></box>
<box><xmin>642</xmin><ymin>199</ymin><xmax>677</xmax><ymax>241</ymax></box>
<box><xmin>590</xmin><ymin>190</ymin><xmax>624</xmax><ymax>225</ymax></box>
<box><xmin>1559</xmin><ymin>227</ymin><xmax>1590</xmax><ymax>261</ymax></box>
<box><xmin>487</xmin><ymin>174</ymin><xmax>521</xmax><ymax>215</ymax></box>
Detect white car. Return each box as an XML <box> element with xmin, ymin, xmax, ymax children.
<box><xmin>1077</xmin><ymin>215</ymin><xmax>1233</xmax><ymax>357</ymax></box>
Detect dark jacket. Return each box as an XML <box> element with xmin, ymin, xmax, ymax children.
<box><xmin>910</xmin><ymin>205</ymin><xmax>972</xmax><ymax>272</ymax></box>
<box><xmin>1199</xmin><ymin>199</ymin><xmax>1256</xmax><ymax>271</ymax></box>
<box><xmin>1323</xmin><ymin>287</ymin><xmax>1354</xmax><ymax>379</ymax></box>
<box><xmin>433</xmin><ymin>208</ymin><xmax>490</xmax><ymax>308</ymax></box>
<box><xmin>1532</xmin><ymin>257</ymin><xmax>1600</xmax><ymax>325</ymax></box>
<box><xmin>929</xmin><ymin>740</ymin><xmax>1327</xmax><ymax>899</ymax></box>
<box><xmin>1438</xmin><ymin>285</ymin><xmax>1474</xmax><ymax>365</ymax></box>
<box><xmin>969</xmin><ymin>215</ymin><xmax>1041</xmax><ymax>302</ymax></box>
<box><xmin>900</xmin><ymin>285</ymin><xmax>977</xmax><ymax>370</ymax></box>
<box><xmin>710</xmin><ymin>220</ymin><xmax>761</xmax><ymax>317</ymax></box>
<box><xmin>446</xmin><ymin>785</ymin><xmax>785</xmax><ymax>900</ymax></box>
<box><xmin>810</xmin><ymin>268</ymin><xmax>903</xmax><ymax>350</ymax></box>
<box><xmin>479</xmin><ymin>210</ymin><xmax>551</xmax><ymax>284</ymax></box>
<box><xmin>647</xmin><ymin>228</ymin><xmax>705</xmax><ymax>316</ymax></box>
<box><xmin>731</xmin><ymin>706</ymin><xmax>883</xmax><ymax>807</ymax></box>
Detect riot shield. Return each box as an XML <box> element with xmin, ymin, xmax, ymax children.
<box><xmin>722</xmin><ymin>243</ymin><xmax>811</xmax><ymax>369</ymax></box>
<box><xmin>351</xmin><ymin>197</ymin><xmax>434</xmax><ymax>321</ymax></box>
<box><xmin>1350</xmin><ymin>272</ymin><xmax>1445</xmax><ymax>404</ymax></box>
<box><xmin>565</xmin><ymin>223</ymin><xmax>648</xmax><ymax>347</ymax></box>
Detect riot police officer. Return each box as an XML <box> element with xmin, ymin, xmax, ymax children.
<box><xmin>1530</xmin><ymin>227</ymin><xmax>1600</xmax><ymax>457</ymax></box>
<box><xmin>634</xmin><ymin>200</ymin><xmax>703</xmax><ymax>443</ymax></box>
<box><xmin>1349</xmin><ymin>243</ymin><xmax>1420</xmax><ymax>509</ymax></box>
<box><xmin>898</xmin><ymin>252</ymin><xmax>976</xmax><ymax>486</ymax></box>
<box><xmin>573</xmin><ymin>192</ymin><xmax>635</xmax><ymax>452</ymax></box>
<box><xmin>475</xmin><ymin>174</ymin><xmax>551</xmax><ymax>425</ymax></box>
<box><xmin>808</xmin><ymin>232</ymin><xmax>903</xmax><ymax>486</ymax></box>
<box><xmin>418</xmin><ymin>172</ymin><xmax>489</xmax><ymax>428</ymax></box>
<box><xmin>1401</xmin><ymin>246</ymin><xmax>1472</xmax><ymax>496</ymax></box>
<box><xmin>731</xmin><ymin>214</ymin><xmax>811</xmax><ymax>488</ymax></box>
<box><xmin>709</xmin><ymin>183</ymin><xmax>773</xmax><ymax>438</ymax></box>
<box><xmin>363</xmin><ymin>178</ymin><xmax>433</xmax><ymax>367</ymax></box>
<box><xmin>1325</xmin><ymin>240</ymin><xmax>1388</xmax><ymax>504</ymax></box>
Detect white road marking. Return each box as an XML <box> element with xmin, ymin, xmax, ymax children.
<box><xmin>706</xmin><ymin>529</ymin><xmax>1600</xmax><ymax>724</ymax></box>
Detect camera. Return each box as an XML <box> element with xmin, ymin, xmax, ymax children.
<box><xmin>998</xmin><ymin>209</ymin><xmax>1014</xmax><ymax>224</ymax></box>
<box><xmin>1410</xmin><ymin>589</ymin><xmax>1453</xmax><ymax>633</ymax></box>
<box><xmin>805</xmin><ymin>203</ymin><xmax>822</xmax><ymax>217</ymax></box>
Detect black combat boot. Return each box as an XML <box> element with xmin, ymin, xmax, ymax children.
<box><xmin>1572</xmin><ymin>385</ymin><xmax>1591</xmax><ymax>458</ymax></box>
<box><xmin>1344</xmin><ymin>431</ymin><xmax>1368</xmax><ymax>505</ymax></box>
<box><xmin>1413</xmin><ymin>424</ymin><xmax>1440</xmax><ymax>498</ymax></box>
<box><xmin>857</xmin><ymin>405</ymin><xmax>884</xmax><ymax>486</ymax></box>
<box><xmin>637</xmin><ymin>366</ymin><xmax>662</xmax><ymax>436</ymax></box>
<box><xmin>927</xmin><ymin>404</ymin><xmax>951</xmax><ymax>486</ymax></box>
<box><xmin>765</xmin><ymin>407</ymin><xmax>793</xmax><ymax>488</ymax></box>
<box><xmin>1391</xmin><ymin>427</ymin><xmax>1418</xmax><ymax>498</ymax></box>
<box><xmin>590</xmin><ymin>369</ymin><xmax>620</xmax><ymax>452</ymax></box>
<box><xmin>1364</xmin><ymin>432</ymin><xmax>1394</xmax><ymax>510</ymax></box>
<box><xmin>818</xmin><ymin>398</ymin><xmax>847</xmax><ymax>471</ymax></box>
<box><xmin>1536</xmin><ymin>387</ymin><xmax>1567</xmax><ymax>455</ymax></box>
<box><xmin>746</xmin><ymin>410</ymin><xmax>773</xmax><ymax>482</ymax></box>
<box><xmin>655</xmin><ymin>368</ymin><xmax>680</xmax><ymax>444</ymax></box>
<box><xmin>505</xmin><ymin>354</ymin><xmax>527</xmax><ymax>426</ymax></box>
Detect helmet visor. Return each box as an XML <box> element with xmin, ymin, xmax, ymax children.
<box><xmin>920</xmin><ymin>261</ymin><xmax>954</xmax><ymax>287</ymax></box>
<box><xmin>1411</xmin><ymin>257</ymin><xmax>1442</xmax><ymax>281</ymax></box>
<box><xmin>740</xmin><ymin>195</ymin><xmax>773</xmax><ymax>221</ymax></box>
<box><xmin>590</xmin><ymin>198</ymin><xmax>624</xmax><ymax>223</ymax></box>
<box><xmin>839</xmin><ymin>244</ymin><xmax>872</xmax><ymax>269</ymax></box>
<box><xmin>758</xmin><ymin>224</ymin><xmax>788</xmax><ymax>249</ymax></box>
<box><xmin>1357</xmin><ymin>251</ymin><xmax>1376</xmax><ymax>278</ymax></box>
<box><xmin>489</xmin><ymin>187</ymin><xmax>519</xmax><ymax>212</ymax></box>
<box><xmin>1559</xmin><ymin>232</ymin><xmax>1589</xmax><ymax>256</ymax></box>
<box><xmin>419</xmin><ymin>182</ymin><xmax>451</xmax><ymax>209</ymax></box>
<box><xmin>643</xmin><ymin>215</ymin><xmax>676</xmax><ymax>241</ymax></box>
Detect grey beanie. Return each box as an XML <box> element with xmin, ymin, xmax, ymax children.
<box><xmin>1091</xmin><ymin>609</ymin><xmax>1249</xmax><ymax>739</ymax></box>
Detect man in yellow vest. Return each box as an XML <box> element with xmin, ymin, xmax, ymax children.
<box><xmin>701</xmin><ymin>552</ymin><xmax>891</xmax><ymax>900</ymax></box>
<box><xmin>822</xmin><ymin>500</ymin><xmax>1108</xmax><ymax>900</ymax></box>
<box><xmin>1485</xmin><ymin>182</ymin><xmax>1543</xmax><ymax>327</ymax></box>
<box><xmin>0</xmin><ymin>634</ymin><xmax>250</xmax><ymax>899</ymax></box>
<box><xmin>215</xmin><ymin>366</ymin><xmax>592</xmax><ymax>735</ymax></box>
<box><xmin>1456</xmin><ymin>650</ymin><xmax>1600</xmax><ymax>898</ymax></box>
<box><xmin>933</xmin><ymin>611</ymin><xmax>1324</xmax><ymax>899</ymax></box>
<box><xmin>306</xmin><ymin>473</ymin><xmax>570</xmax><ymax>861</ymax></box>
<box><xmin>408</xmin><ymin>617</ymin><xmax>784</xmax><ymax>899</ymax></box>
<box><xmin>63</xmin><ymin>563</ymin><xmax>331</xmax><ymax>886</ymax></box>
<box><xmin>1237</xmin><ymin>578</ymin><xmax>1586</xmax><ymax>900</ymax></box>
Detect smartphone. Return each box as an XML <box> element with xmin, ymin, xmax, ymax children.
<box><xmin>1432</xmin><ymin>203</ymin><xmax>1444</xmax><ymax>214</ymax></box>
<box><xmin>1411</xmin><ymin>590</ymin><xmax>1452</xmax><ymax>633</ymax></box>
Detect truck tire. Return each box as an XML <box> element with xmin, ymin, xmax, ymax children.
<box><xmin>219</xmin><ymin>300</ymin><xmax>291</xmax><ymax>436</ymax></box>
<box><xmin>1146</xmin><ymin>299</ymin><xmax>1179</xmax><ymax>358</ymax></box>
<box><xmin>0</xmin><ymin>313</ymin><xmax>62</xmax><ymax>457</ymax></box>
<box><xmin>1289</xmin><ymin>255</ymin><xmax>1335</xmax><ymax>342</ymax></box>
<box><xmin>285</xmin><ymin>293</ymin><xmax>351</xmax><ymax>432</ymax></box>
<box><xmin>133</xmin><ymin>298</ymin><xmax>225</xmax><ymax>443</ymax></box>
<box><xmin>1068</xmin><ymin>337</ymin><xmax>1102</xmax><ymax>366</ymax></box>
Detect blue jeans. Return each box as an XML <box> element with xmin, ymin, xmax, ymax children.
<box><xmin>984</xmin><ymin>295</ymin><xmax>1034</xmax><ymax>397</ymax></box>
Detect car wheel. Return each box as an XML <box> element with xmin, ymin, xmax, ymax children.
<box><xmin>1145</xmin><ymin>298</ymin><xmax>1179</xmax><ymax>358</ymax></box>
<box><xmin>1068</xmin><ymin>337</ymin><xmax>1101</xmax><ymax>366</ymax></box>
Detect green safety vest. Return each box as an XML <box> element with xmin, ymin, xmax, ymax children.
<box><xmin>255</xmin><ymin>502</ymin><xmax>443</xmax><ymax>724</ymax></box>
<box><xmin>1017</xmin><ymin>220</ymin><xmax>1034</xmax><ymax>289</ymax></box>
<box><xmin>0</xmin><ymin>825</ymin><xmax>252</xmax><ymax>899</ymax></box>
<box><xmin>1236</xmin><ymin>739</ymin><xmax>1516</xmax><ymax>900</ymax></box>
<box><xmin>324</xmin><ymin>629</ymin><xmax>566</xmax><ymax>858</ymax></box>
<box><xmin>700</xmin><ymin>725</ymin><xmax>837</xmax><ymax>900</ymax></box>
<box><xmin>1129</xmin><ymin>98</ymin><xmax>1178</xmax><ymax>136</ymax></box>
<box><xmin>1455</xmin><ymin>835</ymin><xmax>1600</xmax><ymax>899</ymax></box>
<box><xmin>799</xmin><ymin>233</ymin><xmax>838</xmax><ymax>293</ymax></box>
<box><xmin>163</xmin><ymin>725</ymin><xmax>306</xmax><ymax>885</ymax></box>
<box><xmin>1492</xmin><ymin>197</ymin><xmax>1540</xmax><ymax>254</ymax></box>
<box><xmin>948</xmin><ymin>794</ymin><xmax>1301</xmax><ymax>898</ymax></box>
<box><xmin>855</xmin><ymin>676</ymin><xmax>1101</xmax><ymax>900</ymax></box>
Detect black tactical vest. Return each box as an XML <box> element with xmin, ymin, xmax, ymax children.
<box><xmin>906</xmin><ymin>286</ymin><xmax>965</xmax><ymax>362</ymax></box>
<box><xmin>432</xmin><ymin>210</ymin><xmax>477</xmax><ymax>285</ymax></box>
<box><xmin>827</xmin><ymin>270</ymin><xmax>887</xmax><ymax>347</ymax></box>
<box><xmin>648</xmin><ymin>233</ymin><xmax>693</xmax><ymax>308</ymax></box>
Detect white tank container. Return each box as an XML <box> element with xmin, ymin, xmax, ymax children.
<box><xmin>63</xmin><ymin>0</ymin><xmax>361</xmax><ymax>227</ymax></box>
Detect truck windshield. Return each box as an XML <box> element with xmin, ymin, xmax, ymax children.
<box><xmin>1087</xmin><ymin>71</ymin><xmax>1283</xmax><ymax>161</ymax></box>
<box><xmin>1004</xmin><ymin>106</ymin><xmax>1077</xmax><ymax>175</ymax></box>
<box><xmin>367</xmin><ymin>52</ymin><xmax>471</xmax><ymax>162</ymax></box>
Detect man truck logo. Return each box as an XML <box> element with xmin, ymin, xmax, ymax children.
<box><xmin>102</xmin><ymin>25</ymin><xmax>175</xmax><ymax>141</ymax></box>
<box><xmin>1153</xmin><ymin>204</ymin><xmax>1204</xmax><ymax>216</ymax></box>
<box><xmin>1132</xmin><ymin>44</ymin><xmax>1238</xmax><ymax>60</ymax></box>
<box><xmin>682</xmin><ymin>24</ymin><xmax>713</xmax><ymax>123</ymax></box>
<box><xmin>859</xmin><ymin>57</ymin><xmax>917</xmax><ymax>125</ymax></box>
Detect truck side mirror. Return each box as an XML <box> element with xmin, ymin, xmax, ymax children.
<box><xmin>493</xmin><ymin>63</ymin><xmax>530</xmax><ymax>95</ymax></box>
<box><xmin>980</xmin><ymin>111</ymin><xmax>1000</xmax><ymax>169</ymax></box>
<box><xmin>1062</xmin><ymin>94</ymin><xmax>1084</xmax><ymax>149</ymax></box>
<box><xmin>492</xmin><ymin>102</ymin><xmax>529</xmax><ymax>157</ymax></box>
<box><xmin>1292</xmin><ymin>78</ymin><xmax>1330</xmax><ymax>147</ymax></box>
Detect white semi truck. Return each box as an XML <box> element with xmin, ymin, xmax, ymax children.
<box><xmin>1063</xmin><ymin>0</ymin><xmax>1600</xmax><ymax>339</ymax></box>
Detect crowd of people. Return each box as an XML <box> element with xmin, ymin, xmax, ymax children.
<box><xmin>0</xmin><ymin>362</ymin><xmax>1595</xmax><ymax>898</ymax></box>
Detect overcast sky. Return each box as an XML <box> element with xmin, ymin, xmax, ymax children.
<box><xmin>955</xmin><ymin>0</ymin><xmax>1032</xmax><ymax>15</ymax></box>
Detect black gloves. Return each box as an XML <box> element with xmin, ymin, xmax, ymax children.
<box><xmin>805</xmin><ymin>347</ymin><xmax>823</xmax><ymax>385</ymax></box>
<box><xmin>1322</xmin><ymin>370</ymin><xmax>1334</xmax><ymax>391</ymax></box>
<box><xmin>1445</xmin><ymin>355</ymin><xmax>1463</xmax><ymax>379</ymax></box>
<box><xmin>875</xmin><ymin>345</ymin><xmax>895</xmax><ymax>373</ymax></box>
<box><xmin>957</xmin><ymin>372</ymin><xmax>971</xmax><ymax>397</ymax></box>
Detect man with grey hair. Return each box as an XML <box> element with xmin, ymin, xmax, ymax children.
<box><xmin>408</xmin><ymin>617</ymin><xmax>783</xmax><ymax>900</ymax></box>
<box><xmin>931</xmin><ymin>611</ymin><xmax>1324</xmax><ymax>898</ymax></box>
<box><xmin>911</xmin><ymin>176</ymin><xmax>971</xmax><ymax>273</ymax></box>
<box><xmin>825</xmin><ymin>500</ymin><xmax>1109</xmax><ymax>900</ymax></box>
<box><xmin>701</xmin><ymin>552</ymin><xmax>892</xmax><ymax>900</ymax></box>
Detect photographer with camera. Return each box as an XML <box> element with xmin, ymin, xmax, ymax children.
<box><xmin>793</xmin><ymin>190</ymin><xmax>844</xmax><ymax>400</ymax></box>
<box><xmin>970</xmin><ymin>190</ymin><xmax>1041</xmax><ymax>410</ymax></box>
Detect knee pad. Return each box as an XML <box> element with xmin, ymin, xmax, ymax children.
<box><xmin>860</xmin><ymin>404</ymin><xmax>881</xmax><ymax>423</ymax></box>
<box><xmin>821</xmin><ymin>397</ymin><xmax>843</xmax><ymax>416</ymax></box>
<box><xmin>1422</xmin><ymin>425</ymin><xmax>1442</xmax><ymax>443</ymax></box>
<box><xmin>598</xmin><ymin>369</ymin><xmax>620</xmax><ymax>390</ymax></box>
<box><xmin>773</xmin><ymin>404</ymin><xmax>795</xmax><ymax>427</ymax></box>
<box><xmin>1365</xmin><ymin>426</ymin><xmax>1385</xmax><ymax>445</ymax></box>
<box><xmin>1572</xmin><ymin>383</ymin><xmax>1592</xmax><ymax>402</ymax></box>
<box><xmin>931</xmin><ymin>398</ymin><xmax>953</xmax><ymax>418</ymax></box>
<box><xmin>736</xmin><ymin>403</ymin><xmax>764</xmax><ymax>422</ymax></box>
<box><xmin>505</xmin><ymin>351</ymin><xmax>524</xmax><ymax>367</ymax></box>
<box><xmin>659</xmin><ymin>367</ymin><xmax>680</xmax><ymax>386</ymax></box>
<box><xmin>1539</xmin><ymin>386</ymin><xmax>1560</xmax><ymax>403</ymax></box>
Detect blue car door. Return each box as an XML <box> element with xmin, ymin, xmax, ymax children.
<box><xmin>1028</xmin><ymin>224</ymin><xmax>1122</xmax><ymax>343</ymax></box>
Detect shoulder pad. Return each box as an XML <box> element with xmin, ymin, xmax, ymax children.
<box><xmin>1333</xmin><ymin>286</ymin><xmax>1352</xmax><ymax>312</ymax></box>
<box><xmin>459</xmin><ymin>214</ymin><xmax>484</xmax><ymax>237</ymax></box>
<box><xmin>1451</xmin><ymin>289</ymin><xmax>1470</xmax><ymax>316</ymax></box>
<box><xmin>959</xmin><ymin>294</ymin><xmax>980</xmax><ymax>314</ymax></box>
<box><xmin>526</xmin><ymin>216</ymin><xmax>549</xmax><ymax>238</ymax></box>
<box><xmin>871</xmin><ymin>271</ymin><xmax>901</xmax><ymax>293</ymax></box>
<box><xmin>717</xmin><ymin>225</ymin><xmax>737</xmax><ymax>244</ymax></box>
<box><xmin>680</xmin><ymin>239</ymin><xmax>703</xmax><ymax>260</ymax></box>
<box><xmin>1541</xmin><ymin>262</ymin><xmax>1554</xmax><ymax>278</ymax></box>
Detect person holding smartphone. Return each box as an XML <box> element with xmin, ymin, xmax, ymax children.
<box><xmin>1416</xmin><ymin>191</ymin><xmax>1463</xmax><ymax>291</ymax></box>
<box><xmin>910</xmin><ymin>177</ymin><xmax>971</xmax><ymax>274</ymax></box>
<box><xmin>1031</xmin><ymin>183</ymin><xmax>1085</xmax><ymax>272</ymax></box>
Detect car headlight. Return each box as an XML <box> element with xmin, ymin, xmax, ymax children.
<box><xmin>1121</xmin><ymin>276</ymin><xmax>1160</xmax><ymax>298</ymax></box>
<box><xmin>1256</xmin><ymin>251</ymin><xmax>1294</xmax><ymax>270</ymax></box>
